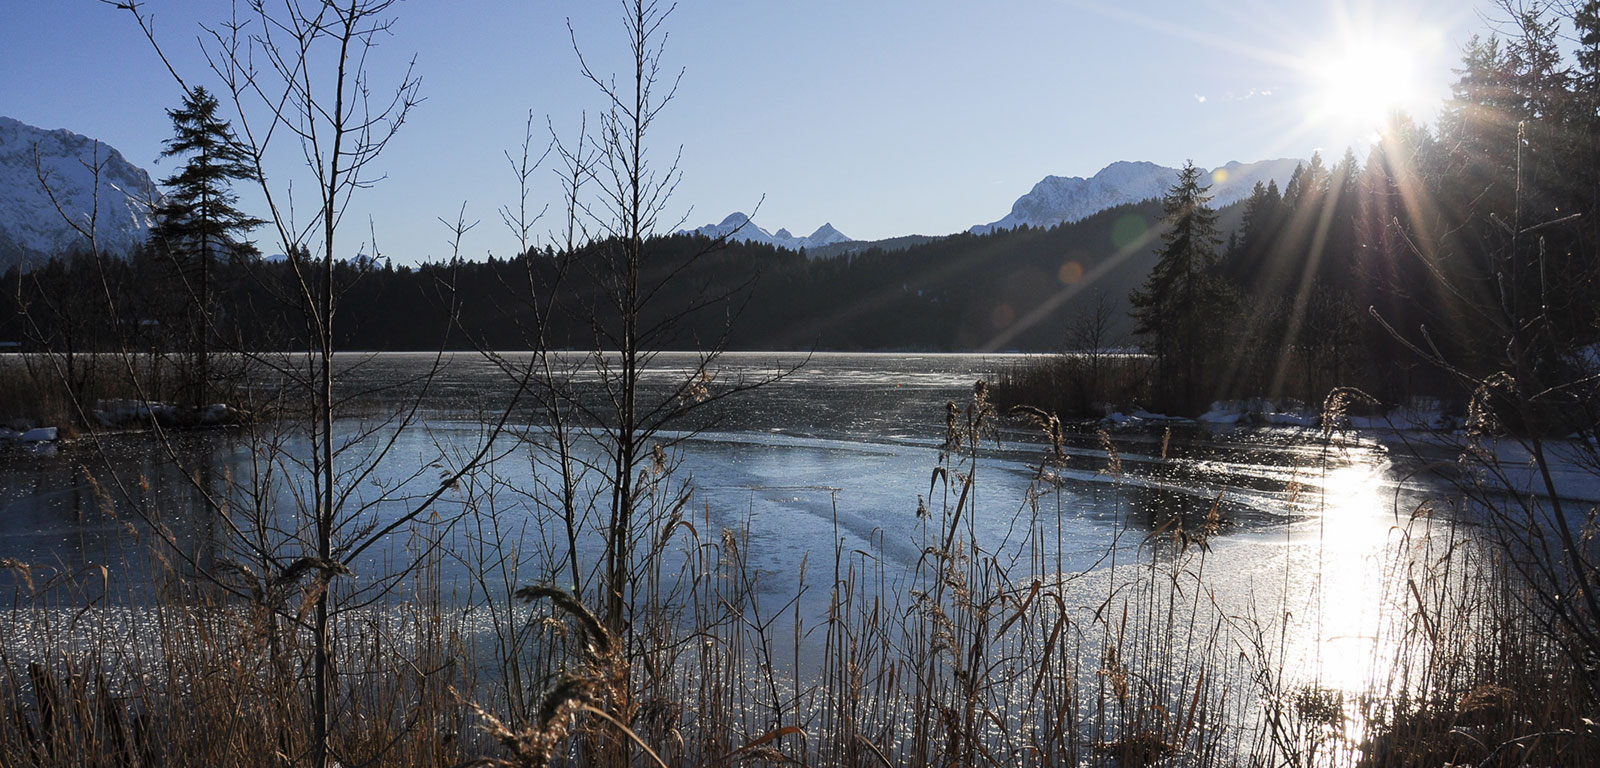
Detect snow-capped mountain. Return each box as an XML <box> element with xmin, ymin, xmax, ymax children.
<box><xmin>680</xmin><ymin>212</ymin><xmax>854</xmax><ymax>253</ymax></box>
<box><xmin>970</xmin><ymin>158</ymin><xmax>1302</xmax><ymax>235</ymax></box>
<box><xmin>0</xmin><ymin>116</ymin><xmax>159</xmax><ymax>268</ymax></box>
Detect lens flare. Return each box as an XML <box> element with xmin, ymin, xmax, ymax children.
<box><xmin>990</xmin><ymin>303</ymin><xmax>1016</xmax><ymax>329</ymax></box>
<box><xmin>1110</xmin><ymin>214</ymin><xmax>1148</xmax><ymax>250</ymax></box>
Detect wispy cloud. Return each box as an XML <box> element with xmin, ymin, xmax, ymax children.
<box><xmin>1196</xmin><ymin>87</ymin><xmax>1277</xmax><ymax>104</ymax></box>
<box><xmin>1224</xmin><ymin>87</ymin><xmax>1276</xmax><ymax>102</ymax></box>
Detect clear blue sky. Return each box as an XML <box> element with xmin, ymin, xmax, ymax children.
<box><xmin>3</xmin><ymin>1</ymin><xmax>1494</xmax><ymax>263</ymax></box>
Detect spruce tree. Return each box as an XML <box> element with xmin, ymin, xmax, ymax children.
<box><xmin>1223</xmin><ymin>179</ymin><xmax>1281</xmax><ymax>288</ymax></box>
<box><xmin>149</xmin><ymin>86</ymin><xmax>262</xmax><ymax>406</ymax></box>
<box><xmin>1129</xmin><ymin>161</ymin><xmax>1226</xmax><ymax>412</ymax></box>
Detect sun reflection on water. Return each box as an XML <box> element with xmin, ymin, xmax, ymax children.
<box><xmin>1302</xmin><ymin>462</ymin><xmax>1395</xmax><ymax>693</ymax></box>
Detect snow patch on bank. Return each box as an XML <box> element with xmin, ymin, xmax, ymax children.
<box><xmin>1105</xmin><ymin>398</ymin><xmax>1463</xmax><ymax>433</ymax></box>
<box><xmin>1105</xmin><ymin>399</ymin><xmax>1322</xmax><ymax>428</ymax></box>
<box><xmin>92</xmin><ymin>399</ymin><xmax>236</xmax><ymax>428</ymax></box>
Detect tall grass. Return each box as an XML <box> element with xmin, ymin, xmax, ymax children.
<box><xmin>991</xmin><ymin>353</ymin><xmax>1152</xmax><ymax>418</ymax></box>
<box><xmin>0</xmin><ymin>355</ymin><xmax>131</xmax><ymax>429</ymax></box>
<box><xmin>0</xmin><ymin>391</ymin><xmax>1592</xmax><ymax>766</ymax></box>
<box><xmin>0</xmin><ymin>538</ymin><xmax>479</xmax><ymax>766</ymax></box>
<box><xmin>0</xmin><ymin>352</ymin><xmax>247</xmax><ymax>429</ymax></box>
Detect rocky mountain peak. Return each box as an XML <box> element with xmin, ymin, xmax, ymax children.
<box><xmin>0</xmin><ymin>116</ymin><xmax>160</xmax><ymax>268</ymax></box>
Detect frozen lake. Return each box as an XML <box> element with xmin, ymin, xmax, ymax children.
<box><xmin>0</xmin><ymin>351</ymin><xmax>1452</xmax><ymax>693</ymax></box>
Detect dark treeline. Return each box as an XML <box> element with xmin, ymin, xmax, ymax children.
<box><xmin>0</xmin><ymin>200</ymin><xmax>1180</xmax><ymax>356</ymax></box>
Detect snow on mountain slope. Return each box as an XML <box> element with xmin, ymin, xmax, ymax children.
<box><xmin>804</xmin><ymin>222</ymin><xmax>851</xmax><ymax>248</ymax></box>
<box><xmin>970</xmin><ymin>158</ymin><xmax>1302</xmax><ymax>235</ymax></box>
<box><xmin>679</xmin><ymin>212</ymin><xmax>855</xmax><ymax>254</ymax></box>
<box><xmin>0</xmin><ymin>116</ymin><xmax>159</xmax><ymax>267</ymax></box>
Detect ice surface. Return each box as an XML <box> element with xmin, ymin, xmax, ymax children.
<box><xmin>0</xmin><ymin>352</ymin><xmax>1546</xmax><ymax>709</ymax></box>
<box><xmin>18</xmin><ymin>427</ymin><xmax>56</xmax><ymax>442</ymax></box>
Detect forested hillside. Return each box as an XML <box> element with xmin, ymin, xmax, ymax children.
<box><xmin>1</xmin><ymin>198</ymin><xmax>1206</xmax><ymax>354</ymax></box>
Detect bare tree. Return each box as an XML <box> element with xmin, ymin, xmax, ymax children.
<box><xmin>1065</xmin><ymin>290</ymin><xmax>1121</xmax><ymax>413</ymax></box>
<box><xmin>456</xmin><ymin>3</ymin><xmax>802</xmax><ymax>761</ymax></box>
<box><xmin>102</xmin><ymin>3</ymin><xmax>537</xmax><ymax>765</ymax></box>
<box><xmin>551</xmin><ymin>0</ymin><xmax>798</xmax><ymax>640</ymax></box>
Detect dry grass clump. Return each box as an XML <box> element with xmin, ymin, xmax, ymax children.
<box><xmin>0</xmin><ymin>551</ymin><xmax>480</xmax><ymax>768</ymax></box>
<box><xmin>462</xmin><ymin>586</ymin><xmax>631</xmax><ymax>768</ymax></box>
<box><xmin>991</xmin><ymin>354</ymin><xmax>1153</xmax><ymax>418</ymax></box>
<box><xmin>1096</xmin><ymin>729</ymin><xmax>1180</xmax><ymax>767</ymax></box>
<box><xmin>0</xmin><ymin>357</ymin><xmax>87</xmax><ymax>427</ymax></box>
<box><xmin>1334</xmin><ymin>503</ymin><xmax>1600</xmax><ymax>768</ymax></box>
<box><xmin>1356</xmin><ymin>622</ymin><xmax>1598</xmax><ymax>767</ymax></box>
<box><xmin>0</xmin><ymin>353</ymin><xmax>246</xmax><ymax>429</ymax></box>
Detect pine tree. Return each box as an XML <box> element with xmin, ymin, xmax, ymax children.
<box><xmin>1222</xmin><ymin>179</ymin><xmax>1281</xmax><ymax>288</ymax></box>
<box><xmin>1578</xmin><ymin>1</ymin><xmax>1600</xmax><ymax>102</ymax></box>
<box><xmin>149</xmin><ymin>86</ymin><xmax>262</xmax><ymax>406</ymax></box>
<box><xmin>1129</xmin><ymin>161</ymin><xmax>1227</xmax><ymax>412</ymax></box>
<box><xmin>1576</xmin><ymin>2</ymin><xmax>1600</xmax><ymax>308</ymax></box>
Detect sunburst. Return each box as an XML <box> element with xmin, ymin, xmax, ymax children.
<box><xmin>1307</xmin><ymin>34</ymin><xmax>1424</xmax><ymax>143</ymax></box>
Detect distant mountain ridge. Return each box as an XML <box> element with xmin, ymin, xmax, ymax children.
<box><xmin>969</xmin><ymin>158</ymin><xmax>1302</xmax><ymax>235</ymax></box>
<box><xmin>682</xmin><ymin>159</ymin><xmax>1300</xmax><ymax>258</ymax></box>
<box><xmin>678</xmin><ymin>212</ymin><xmax>855</xmax><ymax>254</ymax></box>
<box><xmin>0</xmin><ymin>116</ymin><xmax>159</xmax><ymax>268</ymax></box>
<box><xmin>0</xmin><ymin>115</ymin><xmax>1306</xmax><ymax>274</ymax></box>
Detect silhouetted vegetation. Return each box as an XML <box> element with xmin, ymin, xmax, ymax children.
<box><xmin>2</xmin><ymin>200</ymin><xmax>1178</xmax><ymax>358</ymax></box>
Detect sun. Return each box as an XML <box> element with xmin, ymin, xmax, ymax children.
<box><xmin>1308</xmin><ymin>35</ymin><xmax>1422</xmax><ymax>142</ymax></box>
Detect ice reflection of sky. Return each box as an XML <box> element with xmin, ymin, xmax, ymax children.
<box><xmin>0</xmin><ymin>353</ymin><xmax>1455</xmax><ymax>711</ymax></box>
